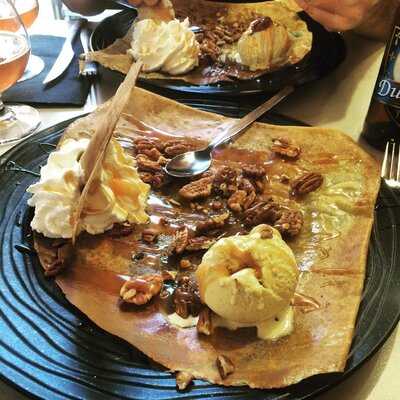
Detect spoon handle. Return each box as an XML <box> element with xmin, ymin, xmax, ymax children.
<box><xmin>208</xmin><ymin>85</ymin><xmax>294</xmax><ymax>150</ymax></box>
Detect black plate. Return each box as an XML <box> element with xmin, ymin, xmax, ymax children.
<box><xmin>90</xmin><ymin>9</ymin><xmax>346</xmax><ymax>95</ymax></box>
<box><xmin>0</xmin><ymin>101</ymin><xmax>399</xmax><ymax>400</ymax></box>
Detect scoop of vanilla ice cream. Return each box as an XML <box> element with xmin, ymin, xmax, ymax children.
<box><xmin>237</xmin><ymin>23</ymin><xmax>291</xmax><ymax>71</ymax></box>
<box><xmin>27</xmin><ymin>137</ymin><xmax>149</xmax><ymax>238</ymax></box>
<box><xmin>196</xmin><ymin>225</ymin><xmax>299</xmax><ymax>326</ymax></box>
<box><xmin>130</xmin><ymin>18</ymin><xmax>199</xmax><ymax>75</ymax></box>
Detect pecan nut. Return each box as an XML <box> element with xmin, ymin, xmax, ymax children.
<box><xmin>136</xmin><ymin>154</ymin><xmax>162</xmax><ymax>173</ymax></box>
<box><xmin>186</xmin><ymin>236</ymin><xmax>216</xmax><ymax>251</ymax></box>
<box><xmin>107</xmin><ymin>223</ymin><xmax>134</xmax><ymax>237</ymax></box>
<box><xmin>227</xmin><ymin>190</ymin><xmax>249</xmax><ymax>213</ymax></box>
<box><xmin>196</xmin><ymin>212</ymin><xmax>230</xmax><ymax>233</ymax></box>
<box><xmin>174</xmin><ymin>226</ymin><xmax>189</xmax><ymax>254</ymax></box>
<box><xmin>216</xmin><ymin>355</ymin><xmax>235</xmax><ymax>379</ymax></box>
<box><xmin>243</xmin><ymin>200</ymin><xmax>281</xmax><ymax>227</ymax></box>
<box><xmin>242</xmin><ymin>165</ymin><xmax>266</xmax><ymax>179</ymax></box>
<box><xmin>176</xmin><ymin>371</ymin><xmax>194</xmax><ymax>391</ymax></box>
<box><xmin>197</xmin><ymin>307</ymin><xmax>213</xmax><ymax>335</ymax></box>
<box><xmin>274</xmin><ymin>209</ymin><xmax>303</xmax><ymax>237</ymax></box>
<box><xmin>120</xmin><ymin>275</ymin><xmax>163</xmax><ymax>305</ymax></box>
<box><xmin>179</xmin><ymin>177</ymin><xmax>213</xmax><ymax>200</ymax></box>
<box><xmin>173</xmin><ymin>276</ymin><xmax>201</xmax><ymax>318</ymax></box>
<box><xmin>271</xmin><ymin>137</ymin><xmax>301</xmax><ymax>159</ymax></box>
<box><xmin>142</xmin><ymin>228</ymin><xmax>158</xmax><ymax>243</ymax></box>
<box><xmin>291</xmin><ymin>172</ymin><xmax>323</xmax><ymax>196</ymax></box>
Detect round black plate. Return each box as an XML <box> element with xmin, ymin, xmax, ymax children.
<box><xmin>90</xmin><ymin>9</ymin><xmax>346</xmax><ymax>95</ymax></box>
<box><xmin>0</xmin><ymin>101</ymin><xmax>399</xmax><ymax>400</ymax></box>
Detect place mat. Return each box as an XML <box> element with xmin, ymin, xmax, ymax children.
<box><xmin>3</xmin><ymin>35</ymin><xmax>90</xmax><ymax>107</ymax></box>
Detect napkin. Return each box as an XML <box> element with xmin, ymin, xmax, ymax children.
<box><xmin>3</xmin><ymin>35</ymin><xmax>90</xmax><ymax>107</ymax></box>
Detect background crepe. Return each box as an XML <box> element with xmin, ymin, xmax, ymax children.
<box><xmin>86</xmin><ymin>0</ymin><xmax>312</xmax><ymax>85</ymax></box>
<box><xmin>33</xmin><ymin>87</ymin><xmax>380</xmax><ymax>389</ymax></box>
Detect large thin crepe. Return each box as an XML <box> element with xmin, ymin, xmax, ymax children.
<box><xmin>34</xmin><ymin>88</ymin><xmax>380</xmax><ymax>389</ymax></box>
<box><xmin>87</xmin><ymin>0</ymin><xmax>312</xmax><ymax>85</ymax></box>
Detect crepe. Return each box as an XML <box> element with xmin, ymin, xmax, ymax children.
<box><xmin>86</xmin><ymin>0</ymin><xmax>312</xmax><ymax>85</ymax></box>
<box><xmin>32</xmin><ymin>87</ymin><xmax>380</xmax><ymax>389</ymax></box>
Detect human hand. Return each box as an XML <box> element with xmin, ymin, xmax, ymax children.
<box><xmin>295</xmin><ymin>0</ymin><xmax>377</xmax><ymax>31</ymax></box>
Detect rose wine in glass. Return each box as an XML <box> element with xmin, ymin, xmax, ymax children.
<box><xmin>0</xmin><ymin>0</ymin><xmax>40</xmax><ymax>144</ymax></box>
<box><xmin>0</xmin><ymin>0</ymin><xmax>44</xmax><ymax>82</ymax></box>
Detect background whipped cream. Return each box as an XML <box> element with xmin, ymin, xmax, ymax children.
<box><xmin>27</xmin><ymin>138</ymin><xmax>149</xmax><ymax>238</ymax></box>
<box><xmin>129</xmin><ymin>18</ymin><xmax>200</xmax><ymax>75</ymax></box>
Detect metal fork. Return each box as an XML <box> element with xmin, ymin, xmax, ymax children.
<box><xmin>381</xmin><ymin>141</ymin><xmax>400</xmax><ymax>188</ymax></box>
<box><xmin>79</xmin><ymin>25</ymin><xmax>98</xmax><ymax>78</ymax></box>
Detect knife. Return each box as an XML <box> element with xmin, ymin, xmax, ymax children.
<box><xmin>43</xmin><ymin>19</ymin><xmax>85</xmax><ymax>85</ymax></box>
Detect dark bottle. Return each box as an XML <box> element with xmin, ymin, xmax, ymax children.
<box><xmin>362</xmin><ymin>5</ymin><xmax>400</xmax><ymax>149</ymax></box>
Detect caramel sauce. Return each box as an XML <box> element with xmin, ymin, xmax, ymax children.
<box><xmin>292</xmin><ymin>293</ymin><xmax>321</xmax><ymax>313</ymax></box>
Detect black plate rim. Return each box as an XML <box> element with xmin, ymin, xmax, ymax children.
<box><xmin>0</xmin><ymin>107</ymin><xmax>399</xmax><ymax>400</ymax></box>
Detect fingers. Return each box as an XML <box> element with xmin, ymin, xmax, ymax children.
<box><xmin>295</xmin><ymin>0</ymin><xmax>367</xmax><ymax>31</ymax></box>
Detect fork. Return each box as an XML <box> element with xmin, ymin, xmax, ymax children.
<box><xmin>381</xmin><ymin>141</ymin><xmax>400</xmax><ymax>189</ymax></box>
<box><xmin>79</xmin><ymin>25</ymin><xmax>98</xmax><ymax>78</ymax></box>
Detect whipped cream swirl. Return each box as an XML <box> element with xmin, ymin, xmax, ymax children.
<box><xmin>27</xmin><ymin>138</ymin><xmax>149</xmax><ymax>238</ymax></box>
<box><xmin>129</xmin><ymin>18</ymin><xmax>200</xmax><ymax>75</ymax></box>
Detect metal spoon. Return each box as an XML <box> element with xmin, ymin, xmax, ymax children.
<box><xmin>165</xmin><ymin>86</ymin><xmax>294</xmax><ymax>178</ymax></box>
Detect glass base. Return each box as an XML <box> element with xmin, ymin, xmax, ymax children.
<box><xmin>18</xmin><ymin>55</ymin><xmax>45</xmax><ymax>83</ymax></box>
<box><xmin>0</xmin><ymin>105</ymin><xmax>41</xmax><ymax>145</ymax></box>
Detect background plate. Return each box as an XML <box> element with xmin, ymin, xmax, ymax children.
<box><xmin>0</xmin><ymin>102</ymin><xmax>399</xmax><ymax>400</ymax></box>
<box><xmin>90</xmin><ymin>9</ymin><xmax>346</xmax><ymax>95</ymax></box>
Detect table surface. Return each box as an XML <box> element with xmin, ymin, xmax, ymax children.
<box><xmin>0</xmin><ymin>6</ymin><xmax>399</xmax><ymax>400</ymax></box>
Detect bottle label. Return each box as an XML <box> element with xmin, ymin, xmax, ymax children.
<box><xmin>374</xmin><ymin>25</ymin><xmax>400</xmax><ymax>112</ymax></box>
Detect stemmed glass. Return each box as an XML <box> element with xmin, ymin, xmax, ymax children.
<box><xmin>13</xmin><ymin>0</ymin><xmax>45</xmax><ymax>81</ymax></box>
<box><xmin>0</xmin><ymin>0</ymin><xmax>40</xmax><ymax>145</ymax></box>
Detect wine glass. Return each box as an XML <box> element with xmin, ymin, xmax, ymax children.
<box><xmin>14</xmin><ymin>0</ymin><xmax>45</xmax><ymax>81</ymax></box>
<box><xmin>0</xmin><ymin>0</ymin><xmax>40</xmax><ymax>145</ymax></box>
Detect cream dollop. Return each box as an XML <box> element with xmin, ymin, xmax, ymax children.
<box><xmin>27</xmin><ymin>137</ymin><xmax>149</xmax><ymax>238</ymax></box>
<box><xmin>129</xmin><ymin>18</ymin><xmax>199</xmax><ymax>75</ymax></box>
<box><xmin>196</xmin><ymin>225</ymin><xmax>299</xmax><ymax>340</ymax></box>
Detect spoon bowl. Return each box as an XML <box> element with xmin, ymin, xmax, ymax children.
<box><xmin>165</xmin><ymin>149</ymin><xmax>212</xmax><ymax>178</ymax></box>
<box><xmin>165</xmin><ymin>86</ymin><xmax>294</xmax><ymax>179</ymax></box>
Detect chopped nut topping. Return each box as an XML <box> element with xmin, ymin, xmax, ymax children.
<box><xmin>140</xmin><ymin>147</ymin><xmax>162</xmax><ymax>161</ymax></box>
<box><xmin>243</xmin><ymin>200</ymin><xmax>281</xmax><ymax>226</ymax></box>
<box><xmin>134</xmin><ymin>137</ymin><xmax>164</xmax><ymax>152</ymax></box>
<box><xmin>179</xmin><ymin>177</ymin><xmax>213</xmax><ymax>200</ymax></box>
<box><xmin>216</xmin><ymin>355</ymin><xmax>235</xmax><ymax>379</ymax></box>
<box><xmin>142</xmin><ymin>228</ymin><xmax>158</xmax><ymax>243</ymax></box>
<box><xmin>179</xmin><ymin>259</ymin><xmax>192</xmax><ymax>269</ymax></box>
<box><xmin>227</xmin><ymin>190</ymin><xmax>248</xmax><ymax>212</ymax></box>
<box><xmin>176</xmin><ymin>371</ymin><xmax>194</xmax><ymax>391</ymax></box>
<box><xmin>291</xmin><ymin>172</ymin><xmax>323</xmax><ymax>196</ymax></box>
<box><xmin>271</xmin><ymin>137</ymin><xmax>301</xmax><ymax>159</ymax></box>
<box><xmin>120</xmin><ymin>275</ymin><xmax>163</xmax><ymax>305</ymax></box>
<box><xmin>174</xmin><ymin>226</ymin><xmax>189</xmax><ymax>254</ymax></box>
<box><xmin>196</xmin><ymin>212</ymin><xmax>230</xmax><ymax>233</ymax></box>
<box><xmin>164</xmin><ymin>143</ymin><xmax>193</xmax><ymax>157</ymax></box>
<box><xmin>136</xmin><ymin>154</ymin><xmax>163</xmax><ymax>173</ymax></box>
<box><xmin>274</xmin><ymin>209</ymin><xmax>303</xmax><ymax>237</ymax></box>
<box><xmin>197</xmin><ymin>307</ymin><xmax>213</xmax><ymax>335</ymax></box>
<box><xmin>186</xmin><ymin>236</ymin><xmax>216</xmax><ymax>251</ymax></box>
<box><xmin>214</xmin><ymin>166</ymin><xmax>237</xmax><ymax>186</ymax></box>
<box><xmin>242</xmin><ymin>165</ymin><xmax>266</xmax><ymax>179</ymax></box>
<box><xmin>139</xmin><ymin>171</ymin><xmax>167</xmax><ymax>189</ymax></box>
<box><xmin>173</xmin><ymin>276</ymin><xmax>201</xmax><ymax>318</ymax></box>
